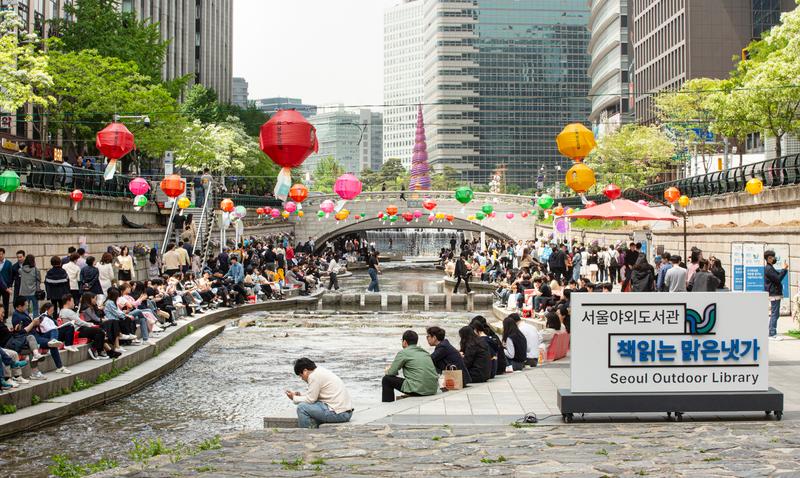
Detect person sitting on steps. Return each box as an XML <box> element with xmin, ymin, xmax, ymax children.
<box><xmin>286</xmin><ymin>357</ymin><xmax>354</xmax><ymax>429</ymax></box>
<box><xmin>382</xmin><ymin>330</ymin><xmax>439</xmax><ymax>402</ymax></box>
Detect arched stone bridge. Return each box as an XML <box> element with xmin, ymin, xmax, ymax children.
<box><xmin>293</xmin><ymin>190</ymin><xmax>539</xmax><ymax>246</ymax></box>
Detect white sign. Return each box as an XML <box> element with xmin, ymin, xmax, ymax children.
<box><xmin>571</xmin><ymin>292</ymin><xmax>768</xmax><ymax>394</ymax></box>
<box><xmin>731</xmin><ymin>243</ymin><xmax>744</xmax><ymax>291</ymax></box>
<box><xmin>164</xmin><ymin>151</ymin><xmax>174</xmax><ymax>175</ymax></box>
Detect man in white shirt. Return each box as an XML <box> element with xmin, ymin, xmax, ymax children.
<box><xmin>664</xmin><ymin>255</ymin><xmax>688</xmax><ymax>292</ymax></box>
<box><xmin>514</xmin><ymin>314</ymin><xmax>541</xmax><ymax>367</ymax></box>
<box><xmin>287</xmin><ymin>358</ymin><xmax>353</xmax><ymax>428</ymax></box>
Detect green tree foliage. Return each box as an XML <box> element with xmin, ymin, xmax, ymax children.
<box><xmin>586</xmin><ymin>125</ymin><xmax>677</xmax><ymax>189</ymax></box>
<box><xmin>361</xmin><ymin>158</ymin><xmax>408</xmax><ymax>191</ymax></box>
<box><xmin>44</xmin><ymin>48</ymin><xmax>180</xmax><ymax>160</ymax></box>
<box><xmin>312</xmin><ymin>156</ymin><xmax>344</xmax><ymax>193</ymax></box>
<box><xmin>431</xmin><ymin>166</ymin><xmax>460</xmax><ymax>190</ymax></box>
<box><xmin>0</xmin><ymin>10</ymin><xmax>53</xmax><ymax>111</ymax></box>
<box><xmin>51</xmin><ymin>0</ymin><xmax>168</xmax><ymax>82</ymax></box>
<box><xmin>180</xmin><ymin>84</ymin><xmax>221</xmax><ymax>124</ymax></box>
<box><xmin>175</xmin><ymin>117</ymin><xmax>262</xmax><ymax>173</ymax></box>
<box><xmin>227</xmin><ymin>103</ymin><xmax>269</xmax><ymax>137</ymax></box>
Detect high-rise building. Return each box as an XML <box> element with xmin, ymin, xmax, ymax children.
<box><xmin>360</xmin><ymin>109</ymin><xmax>384</xmax><ymax>171</ymax></box>
<box><xmin>631</xmin><ymin>0</ymin><xmax>795</xmax><ymax>124</ymax></box>
<box><xmin>254</xmin><ymin>97</ymin><xmax>318</xmax><ymax>118</ymax></box>
<box><xmin>422</xmin><ymin>0</ymin><xmax>592</xmax><ymax>188</ymax></box>
<box><xmin>588</xmin><ymin>0</ymin><xmax>632</xmax><ymax>138</ymax></box>
<box><xmin>231</xmin><ymin>77</ymin><xmax>249</xmax><ymax>108</ymax></box>
<box><xmin>306</xmin><ymin>107</ymin><xmax>362</xmax><ymax>174</ymax></box>
<box><xmin>383</xmin><ymin>0</ymin><xmax>424</xmax><ymax>168</ymax></box>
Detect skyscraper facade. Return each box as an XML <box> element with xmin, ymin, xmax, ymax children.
<box><xmin>588</xmin><ymin>0</ymin><xmax>632</xmax><ymax>138</ymax></box>
<box><xmin>306</xmin><ymin>107</ymin><xmax>363</xmax><ymax>175</ymax></box>
<box><xmin>360</xmin><ymin>110</ymin><xmax>384</xmax><ymax>171</ymax></box>
<box><xmin>631</xmin><ymin>0</ymin><xmax>795</xmax><ymax>124</ymax></box>
<box><xmin>254</xmin><ymin>97</ymin><xmax>318</xmax><ymax>118</ymax></box>
<box><xmin>231</xmin><ymin>77</ymin><xmax>249</xmax><ymax>108</ymax></box>
<box><xmin>383</xmin><ymin>0</ymin><xmax>424</xmax><ymax>168</ymax></box>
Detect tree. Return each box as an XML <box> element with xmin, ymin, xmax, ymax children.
<box><xmin>431</xmin><ymin>166</ymin><xmax>459</xmax><ymax>190</ymax></box>
<box><xmin>228</xmin><ymin>103</ymin><xmax>269</xmax><ymax>137</ymax></box>
<box><xmin>175</xmin><ymin>117</ymin><xmax>262</xmax><ymax>173</ymax></box>
<box><xmin>586</xmin><ymin>125</ymin><xmax>678</xmax><ymax>190</ymax></box>
<box><xmin>180</xmin><ymin>84</ymin><xmax>222</xmax><ymax>124</ymax></box>
<box><xmin>44</xmin><ymin>48</ymin><xmax>180</xmax><ymax>160</ymax></box>
<box><xmin>0</xmin><ymin>10</ymin><xmax>53</xmax><ymax>111</ymax></box>
<box><xmin>706</xmin><ymin>79</ymin><xmax>755</xmax><ymax>167</ymax></box>
<box><xmin>51</xmin><ymin>0</ymin><xmax>168</xmax><ymax>82</ymax></box>
<box><xmin>312</xmin><ymin>156</ymin><xmax>344</xmax><ymax>193</ymax></box>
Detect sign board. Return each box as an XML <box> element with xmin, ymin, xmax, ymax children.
<box><xmin>0</xmin><ymin>115</ymin><xmax>12</xmax><ymax>130</ymax></box>
<box><xmin>164</xmin><ymin>151</ymin><xmax>174</xmax><ymax>175</ymax></box>
<box><xmin>731</xmin><ymin>243</ymin><xmax>744</xmax><ymax>291</ymax></box>
<box><xmin>743</xmin><ymin>243</ymin><xmax>765</xmax><ymax>292</ymax></box>
<box><xmin>406</xmin><ymin>200</ymin><xmax>422</xmax><ymax>209</ymax></box>
<box><xmin>571</xmin><ymin>292</ymin><xmax>768</xmax><ymax>394</ymax></box>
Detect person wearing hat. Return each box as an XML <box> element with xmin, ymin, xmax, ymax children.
<box><xmin>764</xmin><ymin>250</ymin><xmax>788</xmax><ymax>340</ymax></box>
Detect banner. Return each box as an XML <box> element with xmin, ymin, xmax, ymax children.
<box><xmin>743</xmin><ymin>243</ymin><xmax>764</xmax><ymax>292</ymax></box>
<box><xmin>571</xmin><ymin>292</ymin><xmax>768</xmax><ymax>393</ymax></box>
<box><xmin>731</xmin><ymin>243</ymin><xmax>744</xmax><ymax>291</ymax></box>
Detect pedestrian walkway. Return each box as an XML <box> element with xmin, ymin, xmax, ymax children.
<box><xmin>350</xmin><ymin>338</ymin><xmax>800</xmax><ymax>426</ymax></box>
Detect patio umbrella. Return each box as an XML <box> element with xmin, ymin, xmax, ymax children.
<box><xmin>567</xmin><ymin>199</ymin><xmax>677</xmax><ymax>222</ymax></box>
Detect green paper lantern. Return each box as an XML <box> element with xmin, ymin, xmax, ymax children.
<box><xmin>133</xmin><ymin>194</ymin><xmax>148</xmax><ymax>208</ymax></box>
<box><xmin>389</xmin><ymin>215</ymin><xmax>398</xmax><ymax>223</ymax></box>
<box><xmin>0</xmin><ymin>170</ymin><xmax>21</xmax><ymax>193</ymax></box>
<box><xmin>537</xmin><ymin>194</ymin><xmax>554</xmax><ymax>210</ymax></box>
<box><xmin>454</xmin><ymin>186</ymin><xmax>474</xmax><ymax>205</ymax></box>
<box><xmin>317</xmin><ymin>210</ymin><xmax>325</xmax><ymax>218</ymax></box>
<box><xmin>476</xmin><ymin>211</ymin><xmax>485</xmax><ymax>220</ymax></box>
<box><xmin>481</xmin><ymin>204</ymin><xmax>493</xmax><ymax>215</ymax></box>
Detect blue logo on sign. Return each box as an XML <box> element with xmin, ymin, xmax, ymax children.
<box><xmin>685</xmin><ymin>304</ymin><xmax>717</xmax><ymax>335</ymax></box>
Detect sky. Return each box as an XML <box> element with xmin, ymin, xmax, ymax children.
<box><xmin>233</xmin><ymin>0</ymin><xmax>396</xmax><ymax>109</ymax></box>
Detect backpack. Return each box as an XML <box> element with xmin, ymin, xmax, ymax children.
<box><xmin>609</xmin><ymin>254</ymin><xmax>618</xmax><ymax>268</ymax></box>
<box><xmin>598</xmin><ymin>254</ymin><xmax>605</xmax><ymax>268</ymax></box>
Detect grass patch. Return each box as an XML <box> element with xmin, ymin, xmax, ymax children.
<box><xmin>31</xmin><ymin>394</ymin><xmax>41</xmax><ymax>406</ymax></box>
<box><xmin>49</xmin><ymin>455</ymin><xmax>118</xmax><ymax>478</ymax></box>
<box><xmin>596</xmin><ymin>449</ymin><xmax>609</xmax><ymax>456</ymax></box>
<box><xmin>786</xmin><ymin>330</ymin><xmax>800</xmax><ymax>339</ymax></box>
<box><xmin>1</xmin><ymin>404</ymin><xmax>17</xmax><ymax>414</ymax></box>
<box><xmin>195</xmin><ymin>465</ymin><xmax>216</xmax><ymax>473</ymax></box>
<box><xmin>702</xmin><ymin>457</ymin><xmax>721</xmax><ymax>462</ymax></box>
<box><xmin>431</xmin><ymin>436</ymin><xmax>441</xmax><ymax>441</ymax></box>
<box><xmin>310</xmin><ymin>458</ymin><xmax>325</xmax><ymax>465</ymax></box>
<box><xmin>70</xmin><ymin>378</ymin><xmax>92</xmax><ymax>393</ymax></box>
<box><xmin>197</xmin><ymin>435</ymin><xmax>222</xmax><ymax>451</ymax></box>
<box><xmin>480</xmin><ymin>455</ymin><xmax>507</xmax><ymax>464</ymax></box>
<box><xmin>280</xmin><ymin>458</ymin><xmax>304</xmax><ymax>470</ymax></box>
<box><xmin>511</xmin><ymin>422</ymin><xmax>536</xmax><ymax>428</ymax></box>
<box><xmin>129</xmin><ymin>437</ymin><xmax>172</xmax><ymax>467</ymax></box>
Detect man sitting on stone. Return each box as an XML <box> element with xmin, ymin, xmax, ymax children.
<box><xmin>382</xmin><ymin>330</ymin><xmax>439</xmax><ymax>402</ymax></box>
<box><xmin>426</xmin><ymin>326</ymin><xmax>471</xmax><ymax>385</ymax></box>
<box><xmin>286</xmin><ymin>358</ymin><xmax>353</xmax><ymax>428</ymax></box>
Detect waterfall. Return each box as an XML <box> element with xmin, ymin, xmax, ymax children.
<box><xmin>365</xmin><ymin>229</ymin><xmax>464</xmax><ymax>257</ymax></box>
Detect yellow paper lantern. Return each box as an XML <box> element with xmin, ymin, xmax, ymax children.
<box><xmin>556</xmin><ymin>123</ymin><xmax>597</xmax><ymax>161</ymax></box>
<box><xmin>564</xmin><ymin>163</ymin><xmax>596</xmax><ymax>194</ymax></box>
<box><xmin>281</xmin><ymin>211</ymin><xmax>290</xmax><ymax>218</ymax></box>
<box><xmin>435</xmin><ymin>212</ymin><xmax>445</xmax><ymax>220</ymax></box>
<box><xmin>467</xmin><ymin>215</ymin><xmax>476</xmax><ymax>221</ymax></box>
<box><xmin>297</xmin><ymin>210</ymin><xmax>304</xmax><ymax>218</ymax></box>
<box><xmin>746</xmin><ymin>178</ymin><xmax>764</xmax><ymax>195</ymax></box>
<box><xmin>177</xmin><ymin>197</ymin><xmax>191</xmax><ymax>210</ymax></box>
<box><xmin>678</xmin><ymin>195</ymin><xmax>691</xmax><ymax>208</ymax></box>
<box><xmin>566</xmin><ymin>208</ymin><xmax>574</xmax><ymax>215</ymax></box>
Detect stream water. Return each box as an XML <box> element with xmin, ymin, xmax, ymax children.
<box><xmin>0</xmin><ymin>269</ymin><xmax>472</xmax><ymax>477</ymax></box>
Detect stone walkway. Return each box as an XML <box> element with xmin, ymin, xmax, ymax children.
<box><xmin>113</xmin><ymin>421</ymin><xmax>800</xmax><ymax>477</ymax></box>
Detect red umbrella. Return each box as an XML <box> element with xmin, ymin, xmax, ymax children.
<box><xmin>568</xmin><ymin>199</ymin><xmax>677</xmax><ymax>222</ymax></box>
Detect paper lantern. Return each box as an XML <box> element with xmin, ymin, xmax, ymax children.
<box><xmin>234</xmin><ymin>205</ymin><xmax>247</xmax><ymax>218</ymax></box>
<box><xmin>133</xmin><ymin>194</ymin><xmax>148</xmax><ymax>211</ymax></box>
<box><xmin>177</xmin><ymin>197</ymin><xmax>191</xmax><ymax>209</ymax></box>
<box><xmin>505</xmin><ymin>212</ymin><xmax>515</xmax><ymax>220</ymax></box>
<box><xmin>664</xmin><ymin>186</ymin><xmax>681</xmax><ymax>204</ymax></box>
<box><xmin>445</xmin><ymin>214</ymin><xmax>454</xmax><ymax>222</ymax></box>
<box><xmin>603</xmin><ymin>184</ymin><xmax>621</xmax><ymax>201</ymax></box>
<box><xmin>556</xmin><ymin>123</ymin><xmax>596</xmax><ymax>161</ymax></box>
<box><xmin>256</xmin><ymin>207</ymin><xmax>265</xmax><ymax>216</ymax></box>
<box><xmin>566</xmin><ymin>208</ymin><xmax>574</xmax><ymax>215</ymax></box>
<box><xmin>264</xmin><ymin>207</ymin><xmax>273</xmax><ymax>215</ymax></box>
<box><xmin>70</xmin><ymin>189</ymin><xmax>83</xmax><ymax>211</ymax></box>
<box><xmin>160</xmin><ymin>174</ymin><xmax>185</xmax><ymax>199</ymax></box>
<box><xmin>467</xmin><ymin>215</ymin><xmax>476</xmax><ymax>221</ymax></box>
<box><xmin>128</xmin><ymin>177</ymin><xmax>150</xmax><ymax>196</ymax></box>
<box><xmin>454</xmin><ymin>186</ymin><xmax>474</xmax><ymax>205</ymax></box>
<box><xmin>413</xmin><ymin>210</ymin><xmax>422</xmax><ymax>220</ymax></box>
<box><xmin>553</xmin><ymin>206</ymin><xmax>564</xmax><ymax>217</ymax></box>
<box><xmin>333</xmin><ymin>173</ymin><xmax>362</xmax><ymax>201</ymax></box>
<box><xmin>475</xmin><ymin>212</ymin><xmax>485</xmax><ymax>220</ymax></box>
<box><xmin>317</xmin><ymin>210</ymin><xmax>325</xmax><ymax>219</ymax></box>
<box><xmin>481</xmin><ymin>204</ymin><xmax>494</xmax><ymax>215</ymax></box>
<box><xmin>96</xmin><ymin>122</ymin><xmax>135</xmax><ymax>180</ymax></box>
<box><xmin>537</xmin><ymin>194</ymin><xmax>554</xmax><ymax>210</ymax></box>
<box><xmin>555</xmin><ymin>217</ymin><xmax>570</xmax><ymax>234</ymax></box>
<box><xmin>220</xmin><ymin>198</ymin><xmax>235</xmax><ymax>212</ymax></box>
<box><xmin>284</xmin><ymin>201</ymin><xmax>297</xmax><ymax>213</ymax></box>
<box><xmin>282</xmin><ymin>211</ymin><xmax>290</xmax><ymax>219</ymax></box>
<box><xmin>259</xmin><ymin>110</ymin><xmax>318</xmax><ymax>168</ymax></box>
<box><xmin>320</xmin><ymin>200</ymin><xmax>335</xmax><ymax>215</ymax></box>
<box><xmin>565</xmin><ymin>163</ymin><xmax>596</xmax><ymax>194</ymax></box>
<box><xmin>388</xmin><ymin>215</ymin><xmax>398</xmax><ymax>223</ymax></box>
<box><xmin>422</xmin><ymin>199</ymin><xmax>437</xmax><ymax>211</ymax></box>
<box><xmin>521</xmin><ymin>211</ymin><xmax>529</xmax><ymax>218</ymax></box>
<box><xmin>289</xmin><ymin>184</ymin><xmax>309</xmax><ymax>203</ymax></box>
<box><xmin>436</xmin><ymin>212</ymin><xmax>445</xmax><ymax>220</ymax></box>
<box><xmin>428</xmin><ymin>214</ymin><xmax>435</xmax><ymax>222</ymax></box>
<box><xmin>678</xmin><ymin>195</ymin><xmax>691</xmax><ymax>208</ymax></box>
<box><xmin>271</xmin><ymin>209</ymin><xmax>281</xmax><ymax>218</ymax></box>
<box><xmin>297</xmin><ymin>211</ymin><xmax>304</xmax><ymax>218</ymax></box>
<box><xmin>746</xmin><ymin>178</ymin><xmax>763</xmax><ymax>196</ymax></box>
<box><xmin>0</xmin><ymin>170</ymin><xmax>20</xmax><ymax>202</ymax></box>
<box><xmin>377</xmin><ymin>212</ymin><xmax>385</xmax><ymax>219</ymax></box>
<box><xmin>386</xmin><ymin>205</ymin><xmax>399</xmax><ymax>216</ymax></box>
<box><xmin>402</xmin><ymin>212</ymin><xmax>414</xmax><ymax>222</ymax></box>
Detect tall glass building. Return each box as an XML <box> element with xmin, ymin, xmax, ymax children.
<box><xmin>422</xmin><ymin>0</ymin><xmax>592</xmax><ymax>188</ymax></box>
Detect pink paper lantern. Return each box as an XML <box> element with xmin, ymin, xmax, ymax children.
<box><xmin>505</xmin><ymin>212</ymin><xmax>515</xmax><ymax>220</ymax></box>
<box><xmin>270</xmin><ymin>209</ymin><xmax>281</xmax><ymax>218</ymax></box>
<box><xmin>413</xmin><ymin>210</ymin><xmax>422</xmax><ymax>219</ymax></box>
<box><xmin>320</xmin><ymin>200</ymin><xmax>335</xmax><ymax>214</ymax></box>
<box><xmin>428</xmin><ymin>214</ymin><xmax>435</xmax><ymax>222</ymax></box>
<box><xmin>128</xmin><ymin>177</ymin><xmax>150</xmax><ymax>196</ymax></box>
<box><xmin>333</xmin><ymin>173</ymin><xmax>362</xmax><ymax>201</ymax></box>
<box><xmin>285</xmin><ymin>201</ymin><xmax>297</xmax><ymax>213</ymax></box>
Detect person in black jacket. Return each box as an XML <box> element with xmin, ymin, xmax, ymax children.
<box><xmin>45</xmin><ymin>256</ymin><xmax>71</xmax><ymax>313</ymax></box>
<box><xmin>453</xmin><ymin>253</ymin><xmax>471</xmax><ymax>293</ymax></box>
<box><xmin>79</xmin><ymin>256</ymin><xmax>103</xmax><ymax>295</ymax></box>
<box><xmin>764</xmin><ymin>250</ymin><xmax>788</xmax><ymax>339</ymax></box>
<box><xmin>426</xmin><ymin>326</ymin><xmax>470</xmax><ymax>384</ymax></box>
<box><xmin>502</xmin><ymin>315</ymin><xmax>527</xmax><ymax>371</ymax></box>
<box><xmin>459</xmin><ymin>326</ymin><xmax>491</xmax><ymax>383</ymax></box>
<box><xmin>630</xmin><ymin>258</ymin><xmax>656</xmax><ymax>292</ymax></box>
<box><xmin>471</xmin><ymin>315</ymin><xmax>505</xmax><ymax>376</ymax></box>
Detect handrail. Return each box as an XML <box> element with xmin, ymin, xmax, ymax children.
<box><xmin>160</xmin><ymin>199</ymin><xmax>179</xmax><ymax>255</ymax></box>
<box><xmin>192</xmin><ymin>184</ymin><xmax>214</xmax><ymax>256</ymax></box>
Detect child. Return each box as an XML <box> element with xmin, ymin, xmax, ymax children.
<box><xmin>37</xmin><ymin>302</ymin><xmax>79</xmax><ymax>353</ymax></box>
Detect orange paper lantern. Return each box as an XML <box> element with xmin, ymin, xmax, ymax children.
<box><xmin>159</xmin><ymin>174</ymin><xmax>185</xmax><ymax>199</ymax></box>
<box><xmin>289</xmin><ymin>184</ymin><xmax>309</xmax><ymax>203</ymax></box>
<box><xmin>220</xmin><ymin>198</ymin><xmax>235</xmax><ymax>212</ymax></box>
<box><xmin>386</xmin><ymin>205</ymin><xmax>399</xmax><ymax>216</ymax></box>
<box><xmin>664</xmin><ymin>187</ymin><xmax>681</xmax><ymax>204</ymax></box>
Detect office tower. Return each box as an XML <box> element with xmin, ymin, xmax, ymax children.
<box><xmin>360</xmin><ymin>109</ymin><xmax>384</xmax><ymax>171</ymax></box>
<box><xmin>254</xmin><ymin>97</ymin><xmax>318</xmax><ymax>119</ymax></box>
<box><xmin>383</xmin><ymin>0</ymin><xmax>424</xmax><ymax>168</ymax></box>
<box><xmin>422</xmin><ymin>0</ymin><xmax>592</xmax><ymax>188</ymax></box>
<box><xmin>588</xmin><ymin>0</ymin><xmax>632</xmax><ymax>138</ymax></box>
<box><xmin>231</xmin><ymin>77</ymin><xmax>249</xmax><ymax>108</ymax></box>
<box><xmin>306</xmin><ymin>107</ymin><xmax>363</xmax><ymax>175</ymax></box>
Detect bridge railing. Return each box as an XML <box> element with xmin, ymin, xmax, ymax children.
<box><xmin>303</xmin><ymin>190</ymin><xmax>535</xmax><ymax>209</ymax></box>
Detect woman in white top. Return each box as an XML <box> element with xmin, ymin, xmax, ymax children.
<box><xmin>114</xmin><ymin>246</ymin><xmax>135</xmax><ymax>282</ymax></box>
<box><xmin>97</xmin><ymin>252</ymin><xmax>116</xmax><ymax>304</ymax></box>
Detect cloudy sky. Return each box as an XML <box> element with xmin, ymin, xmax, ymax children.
<box><xmin>233</xmin><ymin>0</ymin><xmax>397</xmax><ymax>109</ymax></box>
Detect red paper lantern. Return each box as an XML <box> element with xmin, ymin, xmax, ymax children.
<box><xmin>96</xmin><ymin>123</ymin><xmax>135</xmax><ymax>160</ymax></box>
<box><xmin>289</xmin><ymin>184</ymin><xmax>309</xmax><ymax>203</ymax></box>
<box><xmin>264</xmin><ymin>207</ymin><xmax>273</xmax><ymax>215</ymax></box>
<box><xmin>333</xmin><ymin>174</ymin><xmax>362</xmax><ymax>201</ymax></box>
<box><xmin>402</xmin><ymin>212</ymin><xmax>414</xmax><ymax>222</ymax></box>
<box><xmin>422</xmin><ymin>199</ymin><xmax>437</xmax><ymax>211</ymax></box>
<box><xmin>256</xmin><ymin>207</ymin><xmax>265</xmax><ymax>215</ymax></box>
<box><xmin>664</xmin><ymin>186</ymin><xmax>681</xmax><ymax>204</ymax></box>
<box><xmin>160</xmin><ymin>174</ymin><xmax>185</xmax><ymax>199</ymax></box>
<box><xmin>259</xmin><ymin>110</ymin><xmax>318</xmax><ymax>169</ymax></box>
<box><xmin>445</xmin><ymin>214</ymin><xmax>454</xmax><ymax>222</ymax></box>
<box><xmin>553</xmin><ymin>206</ymin><xmax>564</xmax><ymax>216</ymax></box>
<box><xmin>386</xmin><ymin>205</ymin><xmax>399</xmax><ymax>216</ymax></box>
<box><xmin>220</xmin><ymin>198</ymin><xmax>235</xmax><ymax>212</ymax></box>
<box><xmin>603</xmin><ymin>184</ymin><xmax>621</xmax><ymax>201</ymax></box>
<box><xmin>70</xmin><ymin>189</ymin><xmax>83</xmax><ymax>203</ymax></box>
